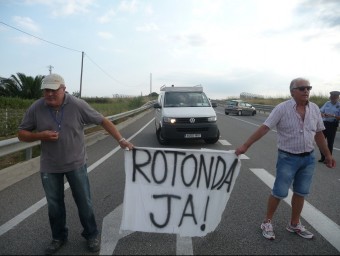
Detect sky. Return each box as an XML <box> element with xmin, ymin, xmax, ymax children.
<box><xmin>1</xmin><ymin>0</ymin><xmax>340</xmax><ymax>99</ymax></box>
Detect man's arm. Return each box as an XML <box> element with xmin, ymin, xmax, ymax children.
<box><xmin>18</xmin><ymin>129</ymin><xmax>59</xmax><ymax>142</ymax></box>
<box><xmin>101</xmin><ymin>118</ymin><xmax>134</xmax><ymax>150</ymax></box>
<box><xmin>235</xmin><ymin>124</ymin><xmax>270</xmax><ymax>156</ymax></box>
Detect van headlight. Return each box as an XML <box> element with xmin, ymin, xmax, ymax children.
<box><xmin>163</xmin><ymin>117</ymin><xmax>176</xmax><ymax>124</ymax></box>
<box><xmin>208</xmin><ymin>116</ymin><xmax>217</xmax><ymax>122</ymax></box>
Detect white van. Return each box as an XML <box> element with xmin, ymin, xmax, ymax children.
<box><xmin>153</xmin><ymin>85</ymin><xmax>220</xmax><ymax>145</ymax></box>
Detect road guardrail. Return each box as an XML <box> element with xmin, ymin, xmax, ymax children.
<box><xmin>0</xmin><ymin>101</ymin><xmax>156</xmax><ymax>160</ymax></box>
<box><xmin>214</xmin><ymin>100</ymin><xmax>275</xmax><ymax>114</ymax></box>
<box><xmin>0</xmin><ymin>101</ymin><xmax>275</xmax><ymax>163</ymax></box>
<box><xmin>251</xmin><ymin>103</ymin><xmax>275</xmax><ymax>113</ymax></box>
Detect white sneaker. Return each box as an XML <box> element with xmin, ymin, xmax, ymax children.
<box><xmin>261</xmin><ymin>219</ymin><xmax>275</xmax><ymax>240</ymax></box>
<box><xmin>286</xmin><ymin>221</ymin><xmax>314</xmax><ymax>239</ymax></box>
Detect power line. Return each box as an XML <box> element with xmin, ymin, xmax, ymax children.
<box><xmin>0</xmin><ymin>21</ymin><xmax>82</xmax><ymax>53</ymax></box>
<box><xmin>84</xmin><ymin>53</ymin><xmax>132</xmax><ymax>87</ymax></box>
<box><xmin>1</xmin><ymin>21</ymin><xmax>140</xmax><ymax>89</ymax></box>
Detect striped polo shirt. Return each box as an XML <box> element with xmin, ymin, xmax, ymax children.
<box><xmin>264</xmin><ymin>99</ymin><xmax>325</xmax><ymax>154</ymax></box>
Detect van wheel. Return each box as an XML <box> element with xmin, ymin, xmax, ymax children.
<box><xmin>238</xmin><ymin>110</ymin><xmax>242</xmax><ymax>116</ymax></box>
<box><xmin>225</xmin><ymin>111</ymin><xmax>229</xmax><ymax>115</ymax></box>
<box><xmin>156</xmin><ymin>128</ymin><xmax>168</xmax><ymax>145</ymax></box>
<box><xmin>204</xmin><ymin>130</ymin><xmax>220</xmax><ymax>144</ymax></box>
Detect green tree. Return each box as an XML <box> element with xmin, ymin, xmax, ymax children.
<box><xmin>0</xmin><ymin>73</ymin><xmax>44</xmax><ymax>99</ymax></box>
<box><xmin>72</xmin><ymin>90</ymin><xmax>81</xmax><ymax>98</ymax></box>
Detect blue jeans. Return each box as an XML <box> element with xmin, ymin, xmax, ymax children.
<box><xmin>272</xmin><ymin>150</ymin><xmax>315</xmax><ymax>199</ymax></box>
<box><xmin>41</xmin><ymin>164</ymin><xmax>98</xmax><ymax>240</ymax></box>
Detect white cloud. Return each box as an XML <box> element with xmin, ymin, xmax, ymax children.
<box><xmin>13</xmin><ymin>16</ymin><xmax>40</xmax><ymax>32</ymax></box>
<box><xmin>51</xmin><ymin>0</ymin><xmax>95</xmax><ymax>16</ymax></box>
<box><xmin>192</xmin><ymin>0</ymin><xmax>225</xmax><ymax>17</ymax></box>
<box><xmin>98</xmin><ymin>31</ymin><xmax>113</xmax><ymax>39</ymax></box>
<box><xmin>118</xmin><ymin>0</ymin><xmax>138</xmax><ymax>14</ymax></box>
<box><xmin>136</xmin><ymin>23</ymin><xmax>159</xmax><ymax>32</ymax></box>
<box><xmin>144</xmin><ymin>4</ymin><xmax>154</xmax><ymax>16</ymax></box>
<box><xmin>2</xmin><ymin>0</ymin><xmax>340</xmax><ymax>98</ymax></box>
<box><xmin>98</xmin><ymin>8</ymin><xmax>116</xmax><ymax>24</ymax></box>
<box><xmin>14</xmin><ymin>35</ymin><xmax>41</xmax><ymax>45</ymax></box>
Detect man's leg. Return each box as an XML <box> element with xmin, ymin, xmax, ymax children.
<box><xmin>66</xmin><ymin>165</ymin><xmax>100</xmax><ymax>252</ymax></box>
<box><xmin>287</xmin><ymin>193</ymin><xmax>313</xmax><ymax>239</ymax></box>
<box><xmin>327</xmin><ymin>125</ymin><xmax>337</xmax><ymax>154</ymax></box>
<box><xmin>66</xmin><ymin>165</ymin><xmax>98</xmax><ymax>240</ymax></box>
<box><xmin>287</xmin><ymin>153</ymin><xmax>315</xmax><ymax>239</ymax></box>
<box><xmin>41</xmin><ymin>172</ymin><xmax>68</xmax><ymax>240</ymax></box>
<box><xmin>265</xmin><ymin>195</ymin><xmax>280</xmax><ymax>221</ymax></box>
<box><xmin>290</xmin><ymin>193</ymin><xmax>304</xmax><ymax>225</ymax></box>
<box><xmin>41</xmin><ymin>172</ymin><xmax>68</xmax><ymax>254</ymax></box>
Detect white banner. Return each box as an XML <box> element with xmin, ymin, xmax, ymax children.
<box><xmin>120</xmin><ymin>147</ymin><xmax>241</xmax><ymax>237</ymax></box>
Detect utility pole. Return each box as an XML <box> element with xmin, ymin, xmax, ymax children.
<box><xmin>79</xmin><ymin>51</ymin><xmax>84</xmax><ymax>98</ymax></box>
<box><xmin>47</xmin><ymin>65</ymin><xmax>54</xmax><ymax>74</ymax></box>
<box><xmin>150</xmin><ymin>73</ymin><xmax>152</xmax><ymax>94</ymax></box>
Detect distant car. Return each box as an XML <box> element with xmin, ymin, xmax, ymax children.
<box><xmin>225</xmin><ymin>99</ymin><xmax>256</xmax><ymax>116</ymax></box>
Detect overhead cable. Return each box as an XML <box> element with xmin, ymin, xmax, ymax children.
<box><xmin>0</xmin><ymin>21</ymin><xmax>82</xmax><ymax>53</ymax></box>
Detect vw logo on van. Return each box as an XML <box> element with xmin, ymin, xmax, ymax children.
<box><xmin>189</xmin><ymin>118</ymin><xmax>195</xmax><ymax>123</ymax></box>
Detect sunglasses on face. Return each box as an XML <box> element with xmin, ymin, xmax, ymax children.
<box><xmin>43</xmin><ymin>87</ymin><xmax>64</xmax><ymax>94</ymax></box>
<box><xmin>292</xmin><ymin>86</ymin><xmax>312</xmax><ymax>92</ymax></box>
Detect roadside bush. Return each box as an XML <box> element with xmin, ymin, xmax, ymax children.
<box><xmin>0</xmin><ymin>96</ymin><xmax>151</xmax><ymax>138</ymax></box>
<box><xmin>0</xmin><ymin>96</ymin><xmax>34</xmax><ymax>108</ymax></box>
<box><xmin>128</xmin><ymin>96</ymin><xmax>144</xmax><ymax>109</ymax></box>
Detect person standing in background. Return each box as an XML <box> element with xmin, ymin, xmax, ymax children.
<box><xmin>319</xmin><ymin>91</ymin><xmax>340</xmax><ymax>163</ymax></box>
<box><xmin>18</xmin><ymin>73</ymin><xmax>134</xmax><ymax>255</ymax></box>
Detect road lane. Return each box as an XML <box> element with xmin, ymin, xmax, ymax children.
<box><xmin>0</xmin><ymin>107</ymin><xmax>339</xmax><ymax>255</ymax></box>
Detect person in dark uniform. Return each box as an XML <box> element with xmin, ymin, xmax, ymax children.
<box><xmin>319</xmin><ymin>91</ymin><xmax>340</xmax><ymax>163</ymax></box>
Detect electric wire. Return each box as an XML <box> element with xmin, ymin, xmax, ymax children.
<box><xmin>0</xmin><ymin>21</ymin><xmax>82</xmax><ymax>53</ymax></box>
<box><xmin>0</xmin><ymin>21</ymin><xmax>136</xmax><ymax>88</ymax></box>
<box><xmin>84</xmin><ymin>53</ymin><xmax>130</xmax><ymax>87</ymax></box>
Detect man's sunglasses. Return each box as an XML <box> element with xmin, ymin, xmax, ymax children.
<box><xmin>292</xmin><ymin>86</ymin><xmax>312</xmax><ymax>91</ymax></box>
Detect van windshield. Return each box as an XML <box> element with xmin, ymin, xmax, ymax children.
<box><xmin>164</xmin><ymin>92</ymin><xmax>211</xmax><ymax>107</ymax></box>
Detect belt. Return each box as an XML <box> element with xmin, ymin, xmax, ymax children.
<box><xmin>278</xmin><ymin>149</ymin><xmax>314</xmax><ymax>157</ymax></box>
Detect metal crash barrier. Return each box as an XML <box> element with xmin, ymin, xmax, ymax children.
<box><xmin>0</xmin><ymin>101</ymin><xmax>156</xmax><ymax>161</ymax></box>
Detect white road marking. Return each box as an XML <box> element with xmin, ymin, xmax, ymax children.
<box><xmin>100</xmin><ymin>204</ymin><xmax>195</xmax><ymax>255</ymax></box>
<box><xmin>219</xmin><ymin>139</ymin><xmax>231</xmax><ymax>146</ymax></box>
<box><xmin>0</xmin><ymin>197</ymin><xmax>47</xmax><ymax>236</ymax></box>
<box><xmin>0</xmin><ymin>119</ymin><xmax>155</xmax><ymax>237</ymax></box>
<box><xmin>2</xmin><ymin>113</ymin><xmax>338</xmax><ymax>254</ymax></box>
<box><xmin>239</xmin><ymin>154</ymin><xmax>249</xmax><ymax>160</ymax></box>
<box><xmin>176</xmin><ymin>235</ymin><xmax>193</xmax><ymax>255</ymax></box>
<box><xmin>250</xmin><ymin>168</ymin><xmax>340</xmax><ymax>252</ymax></box>
<box><xmin>100</xmin><ymin>204</ymin><xmax>133</xmax><ymax>255</ymax></box>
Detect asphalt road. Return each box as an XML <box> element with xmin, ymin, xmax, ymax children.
<box><xmin>0</xmin><ymin>107</ymin><xmax>339</xmax><ymax>255</ymax></box>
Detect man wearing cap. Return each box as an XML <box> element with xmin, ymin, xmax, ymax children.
<box><xmin>18</xmin><ymin>73</ymin><xmax>134</xmax><ymax>255</ymax></box>
<box><xmin>318</xmin><ymin>91</ymin><xmax>340</xmax><ymax>163</ymax></box>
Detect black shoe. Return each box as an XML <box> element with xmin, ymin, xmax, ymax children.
<box><xmin>45</xmin><ymin>239</ymin><xmax>67</xmax><ymax>255</ymax></box>
<box><xmin>318</xmin><ymin>158</ymin><xmax>325</xmax><ymax>163</ymax></box>
<box><xmin>87</xmin><ymin>238</ymin><xmax>100</xmax><ymax>252</ymax></box>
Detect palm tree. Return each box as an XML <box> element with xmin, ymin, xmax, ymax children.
<box><xmin>0</xmin><ymin>73</ymin><xmax>44</xmax><ymax>99</ymax></box>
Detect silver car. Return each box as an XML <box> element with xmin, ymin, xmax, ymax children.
<box><xmin>225</xmin><ymin>100</ymin><xmax>256</xmax><ymax>116</ymax></box>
